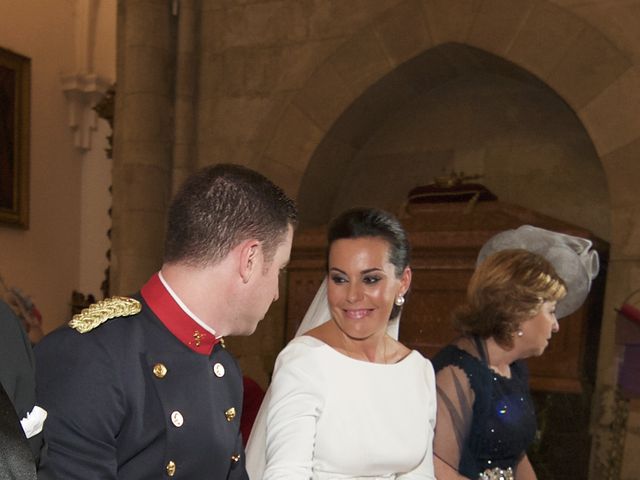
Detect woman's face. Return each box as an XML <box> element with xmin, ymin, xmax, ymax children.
<box><xmin>327</xmin><ymin>237</ymin><xmax>411</xmax><ymax>341</ymax></box>
<box><xmin>516</xmin><ymin>300</ymin><xmax>560</xmax><ymax>358</ymax></box>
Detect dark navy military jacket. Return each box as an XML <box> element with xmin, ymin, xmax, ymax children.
<box><xmin>35</xmin><ymin>285</ymin><xmax>248</xmax><ymax>480</ymax></box>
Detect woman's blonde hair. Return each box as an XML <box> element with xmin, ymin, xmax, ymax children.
<box><xmin>454</xmin><ymin>249</ymin><xmax>567</xmax><ymax>348</ymax></box>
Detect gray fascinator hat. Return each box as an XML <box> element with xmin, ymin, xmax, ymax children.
<box><xmin>477</xmin><ymin>225</ymin><xmax>600</xmax><ymax>319</ymax></box>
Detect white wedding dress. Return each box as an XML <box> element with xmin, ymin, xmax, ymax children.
<box><xmin>246</xmin><ymin>279</ymin><xmax>436</xmax><ymax>480</ymax></box>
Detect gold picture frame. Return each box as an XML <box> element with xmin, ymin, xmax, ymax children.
<box><xmin>0</xmin><ymin>47</ymin><xmax>30</xmax><ymax>228</ymax></box>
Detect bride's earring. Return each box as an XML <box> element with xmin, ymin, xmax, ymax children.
<box><xmin>395</xmin><ymin>294</ymin><xmax>405</xmax><ymax>306</ymax></box>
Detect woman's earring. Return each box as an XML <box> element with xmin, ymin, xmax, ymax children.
<box><xmin>516</xmin><ymin>330</ymin><xmax>524</xmax><ymax>337</ymax></box>
<box><xmin>395</xmin><ymin>295</ymin><xmax>405</xmax><ymax>306</ymax></box>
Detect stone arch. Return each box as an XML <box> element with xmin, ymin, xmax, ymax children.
<box><xmin>257</xmin><ymin>0</ymin><xmax>635</xmax><ymax>214</ymax></box>
<box><xmin>295</xmin><ymin>42</ymin><xmax>610</xmax><ymax>235</ymax></box>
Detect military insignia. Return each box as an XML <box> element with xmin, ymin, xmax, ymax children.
<box><xmin>69</xmin><ymin>296</ymin><xmax>142</xmax><ymax>333</ymax></box>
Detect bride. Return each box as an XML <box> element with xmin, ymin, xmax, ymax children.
<box><xmin>246</xmin><ymin>207</ymin><xmax>436</xmax><ymax>479</ymax></box>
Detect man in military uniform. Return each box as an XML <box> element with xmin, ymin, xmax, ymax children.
<box><xmin>35</xmin><ymin>164</ymin><xmax>297</xmax><ymax>479</ymax></box>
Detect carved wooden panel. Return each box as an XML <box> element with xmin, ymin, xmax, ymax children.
<box><xmin>285</xmin><ymin>269</ymin><xmax>325</xmax><ymax>341</ymax></box>
<box><xmin>400</xmin><ymin>268</ymin><xmax>471</xmax><ymax>356</ymax></box>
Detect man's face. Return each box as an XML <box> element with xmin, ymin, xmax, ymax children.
<box><xmin>236</xmin><ymin>225</ymin><xmax>293</xmax><ymax>335</ymax></box>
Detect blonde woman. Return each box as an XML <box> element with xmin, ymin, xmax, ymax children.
<box><xmin>433</xmin><ymin>226</ymin><xmax>599</xmax><ymax>480</ymax></box>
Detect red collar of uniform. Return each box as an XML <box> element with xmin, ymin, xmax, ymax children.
<box><xmin>141</xmin><ymin>273</ymin><xmax>219</xmax><ymax>355</ymax></box>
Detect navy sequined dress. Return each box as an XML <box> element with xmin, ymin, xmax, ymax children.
<box><xmin>432</xmin><ymin>337</ymin><xmax>537</xmax><ymax>478</ymax></box>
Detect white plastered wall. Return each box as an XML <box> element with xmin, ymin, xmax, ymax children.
<box><xmin>0</xmin><ymin>0</ymin><xmax>115</xmax><ymax>331</ymax></box>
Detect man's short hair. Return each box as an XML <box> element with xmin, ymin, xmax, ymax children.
<box><xmin>164</xmin><ymin>164</ymin><xmax>297</xmax><ymax>266</ymax></box>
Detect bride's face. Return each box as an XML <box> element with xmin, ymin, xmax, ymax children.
<box><xmin>327</xmin><ymin>237</ymin><xmax>409</xmax><ymax>341</ymax></box>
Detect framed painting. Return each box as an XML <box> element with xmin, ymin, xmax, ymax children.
<box><xmin>0</xmin><ymin>47</ymin><xmax>30</xmax><ymax>228</ymax></box>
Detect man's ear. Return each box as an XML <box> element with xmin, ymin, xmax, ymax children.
<box><xmin>239</xmin><ymin>239</ymin><xmax>262</xmax><ymax>283</ymax></box>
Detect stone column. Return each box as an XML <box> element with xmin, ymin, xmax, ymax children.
<box><xmin>111</xmin><ymin>0</ymin><xmax>176</xmax><ymax>295</ymax></box>
<box><xmin>171</xmin><ymin>0</ymin><xmax>198</xmax><ymax>194</ymax></box>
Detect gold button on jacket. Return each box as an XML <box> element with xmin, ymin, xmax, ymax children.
<box><xmin>170</xmin><ymin>411</ymin><xmax>184</xmax><ymax>427</ymax></box>
<box><xmin>213</xmin><ymin>362</ymin><xmax>226</xmax><ymax>377</ymax></box>
<box><xmin>225</xmin><ymin>407</ymin><xmax>236</xmax><ymax>422</ymax></box>
<box><xmin>153</xmin><ymin>363</ymin><xmax>167</xmax><ymax>378</ymax></box>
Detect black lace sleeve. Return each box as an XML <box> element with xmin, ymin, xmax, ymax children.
<box><xmin>434</xmin><ymin>362</ymin><xmax>475</xmax><ymax>471</ymax></box>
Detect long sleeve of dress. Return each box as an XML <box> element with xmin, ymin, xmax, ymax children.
<box><xmin>433</xmin><ymin>364</ymin><xmax>474</xmax><ymax>473</ymax></box>
<box><xmin>263</xmin><ymin>340</ymin><xmax>325</xmax><ymax>480</ymax></box>
<box><xmin>397</xmin><ymin>358</ymin><xmax>437</xmax><ymax>480</ymax></box>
